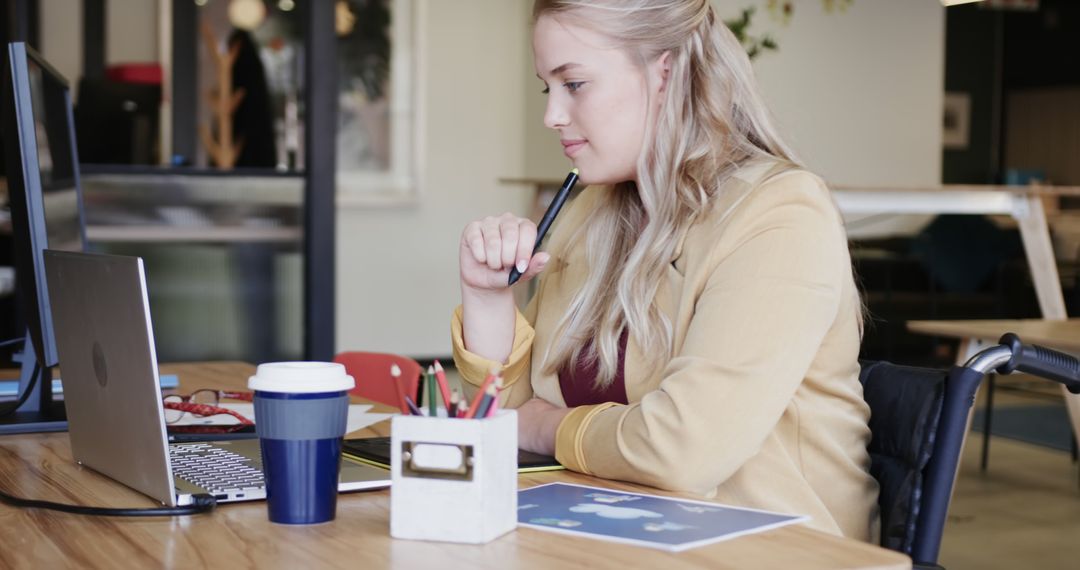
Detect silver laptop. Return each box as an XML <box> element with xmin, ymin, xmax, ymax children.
<box><xmin>43</xmin><ymin>250</ymin><xmax>390</xmax><ymax>506</ymax></box>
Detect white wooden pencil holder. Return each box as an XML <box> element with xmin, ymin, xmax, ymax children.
<box><xmin>390</xmin><ymin>410</ymin><xmax>518</xmax><ymax>544</ymax></box>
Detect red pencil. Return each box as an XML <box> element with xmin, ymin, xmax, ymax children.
<box><xmin>433</xmin><ymin>361</ymin><xmax>453</xmax><ymax>416</ymax></box>
<box><xmin>464</xmin><ymin>367</ymin><xmax>500</xmax><ymax>419</ymax></box>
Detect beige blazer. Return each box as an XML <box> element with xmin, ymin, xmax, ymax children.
<box><xmin>452</xmin><ymin>160</ymin><xmax>880</xmax><ymax>541</ymax></box>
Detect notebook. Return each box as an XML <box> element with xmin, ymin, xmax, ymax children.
<box><xmin>43</xmin><ymin>250</ymin><xmax>390</xmax><ymax>507</ymax></box>
<box><xmin>342</xmin><ymin>436</ymin><xmax>565</xmax><ymax>473</ymax></box>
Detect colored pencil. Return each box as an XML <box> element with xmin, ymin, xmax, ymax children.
<box><xmin>474</xmin><ymin>384</ymin><xmax>497</xmax><ymax>419</ymax></box>
<box><xmin>449</xmin><ymin>389</ymin><xmax>461</xmax><ymax>419</ymax></box>
<box><xmin>404</xmin><ymin>395</ymin><xmax>422</xmax><ymax>416</ymax></box>
<box><xmin>433</xmin><ymin>360</ymin><xmax>453</xmax><ymax>416</ymax></box>
<box><xmin>426</xmin><ymin>365</ymin><xmax>438</xmax><ymax>417</ymax></box>
<box><xmin>485</xmin><ymin>377</ymin><xmax>503</xmax><ymax>418</ymax></box>
<box><xmin>464</xmin><ymin>367</ymin><xmax>500</xmax><ymax>419</ymax></box>
<box><xmin>390</xmin><ymin>364</ymin><xmax>410</xmax><ymax>415</ymax></box>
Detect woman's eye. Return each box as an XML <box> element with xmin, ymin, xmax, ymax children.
<box><xmin>540</xmin><ymin>82</ymin><xmax>584</xmax><ymax>95</ymax></box>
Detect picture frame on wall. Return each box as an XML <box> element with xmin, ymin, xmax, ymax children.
<box><xmin>335</xmin><ymin>0</ymin><xmax>421</xmax><ymax>206</ymax></box>
<box><xmin>943</xmin><ymin>92</ymin><xmax>971</xmax><ymax>151</ymax></box>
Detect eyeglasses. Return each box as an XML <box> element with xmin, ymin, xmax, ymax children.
<box><xmin>162</xmin><ymin>389</ymin><xmax>254</xmax><ymax>425</ymax></box>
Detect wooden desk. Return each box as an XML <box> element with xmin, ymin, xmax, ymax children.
<box><xmin>908</xmin><ymin>318</ymin><xmax>1080</xmax><ymax>443</ymax></box>
<box><xmin>0</xmin><ymin>362</ymin><xmax>909</xmax><ymax>569</ymax></box>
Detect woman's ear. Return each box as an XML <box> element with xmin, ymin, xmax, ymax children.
<box><xmin>654</xmin><ymin>51</ymin><xmax>672</xmax><ymax>93</ymax></box>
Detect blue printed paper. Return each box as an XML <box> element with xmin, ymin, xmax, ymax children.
<box><xmin>518</xmin><ymin>482</ymin><xmax>807</xmax><ymax>552</ymax></box>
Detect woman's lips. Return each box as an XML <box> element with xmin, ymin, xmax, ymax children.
<box><xmin>561</xmin><ymin>140</ymin><xmax>586</xmax><ymax>158</ymax></box>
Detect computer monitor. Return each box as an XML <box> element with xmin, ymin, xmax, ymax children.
<box><xmin>0</xmin><ymin>42</ymin><xmax>86</xmax><ymax>433</ymax></box>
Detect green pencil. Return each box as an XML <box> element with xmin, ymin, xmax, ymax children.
<box><xmin>427</xmin><ymin>365</ymin><xmax>437</xmax><ymax>416</ymax></box>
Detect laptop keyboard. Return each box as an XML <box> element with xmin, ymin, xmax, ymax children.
<box><xmin>169</xmin><ymin>443</ymin><xmax>265</xmax><ymax>495</ymax></box>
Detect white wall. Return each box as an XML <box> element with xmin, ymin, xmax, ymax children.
<box><xmin>39</xmin><ymin>0</ymin><xmax>82</xmax><ymax>93</ymax></box>
<box><xmin>724</xmin><ymin>0</ymin><xmax>944</xmax><ymax>238</ymax></box>
<box><xmin>335</xmin><ymin>0</ymin><xmax>532</xmax><ymax>357</ymax></box>
<box><xmin>742</xmin><ymin>0</ymin><xmax>944</xmax><ymax>188</ymax></box>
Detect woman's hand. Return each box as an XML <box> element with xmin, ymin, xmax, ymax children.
<box><xmin>516</xmin><ymin>398</ymin><xmax>572</xmax><ymax>456</ymax></box>
<box><xmin>460</xmin><ymin>213</ymin><xmax>549</xmax><ymax>293</ymax></box>
<box><xmin>458</xmin><ymin>213</ymin><xmax>550</xmax><ymax>369</ymax></box>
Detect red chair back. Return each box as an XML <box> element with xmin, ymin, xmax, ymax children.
<box><xmin>333</xmin><ymin>351</ymin><xmax>422</xmax><ymax>409</ymax></box>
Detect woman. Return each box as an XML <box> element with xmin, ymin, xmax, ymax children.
<box><xmin>452</xmin><ymin>0</ymin><xmax>878</xmax><ymax>541</ymax></box>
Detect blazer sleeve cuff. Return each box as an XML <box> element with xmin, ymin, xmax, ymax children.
<box><xmin>450</xmin><ymin>304</ymin><xmax>534</xmax><ymax>388</ymax></box>
<box><xmin>555</xmin><ymin>402</ymin><xmax>620</xmax><ymax>474</ymax></box>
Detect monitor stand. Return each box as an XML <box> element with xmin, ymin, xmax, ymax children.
<box><xmin>0</xmin><ymin>337</ymin><xmax>67</xmax><ymax>434</ymax></box>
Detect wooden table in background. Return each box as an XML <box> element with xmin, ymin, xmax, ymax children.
<box><xmin>0</xmin><ymin>362</ymin><xmax>909</xmax><ymax>569</ymax></box>
<box><xmin>908</xmin><ymin>319</ymin><xmax>1080</xmax><ymax>354</ymax></box>
<box><xmin>908</xmin><ymin>318</ymin><xmax>1080</xmax><ymax>446</ymax></box>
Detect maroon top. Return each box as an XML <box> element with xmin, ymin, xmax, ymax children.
<box><xmin>558</xmin><ymin>329</ymin><xmax>630</xmax><ymax>406</ymax></box>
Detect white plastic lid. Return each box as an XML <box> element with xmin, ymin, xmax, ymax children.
<box><xmin>248</xmin><ymin>361</ymin><xmax>355</xmax><ymax>393</ymax></box>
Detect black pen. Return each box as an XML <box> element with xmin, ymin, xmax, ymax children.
<box><xmin>508</xmin><ymin>168</ymin><xmax>580</xmax><ymax>286</ymax></box>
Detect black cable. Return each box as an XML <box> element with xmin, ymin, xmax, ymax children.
<box><xmin>0</xmin><ymin>487</ymin><xmax>217</xmax><ymax>516</ymax></box>
<box><xmin>0</xmin><ymin>361</ymin><xmax>40</xmax><ymax>417</ymax></box>
<box><xmin>0</xmin><ymin>360</ymin><xmax>216</xmax><ymax>516</ymax></box>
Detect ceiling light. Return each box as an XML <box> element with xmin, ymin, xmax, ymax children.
<box><xmin>229</xmin><ymin>0</ymin><xmax>267</xmax><ymax>31</ymax></box>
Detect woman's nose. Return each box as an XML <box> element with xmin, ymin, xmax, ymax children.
<box><xmin>544</xmin><ymin>96</ymin><xmax>569</xmax><ymax>130</ymax></box>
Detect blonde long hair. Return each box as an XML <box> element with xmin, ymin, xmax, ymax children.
<box><xmin>535</xmin><ymin>0</ymin><xmax>802</xmax><ymax>386</ymax></box>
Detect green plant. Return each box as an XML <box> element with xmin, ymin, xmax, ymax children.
<box><xmin>724</xmin><ymin>7</ymin><xmax>778</xmax><ymax>60</ymax></box>
<box><xmin>726</xmin><ymin>0</ymin><xmax>855</xmax><ymax>60</ymax></box>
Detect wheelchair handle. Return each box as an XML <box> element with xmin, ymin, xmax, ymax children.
<box><xmin>996</xmin><ymin>333</ymin><xmax>1080</xmax><ymax>394</ymax></box>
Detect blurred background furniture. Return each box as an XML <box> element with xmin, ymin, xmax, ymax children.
<box><xmin>333</xmin><ymin>351</ymin><xmax>422</xmax><ymax>409</ymax></box>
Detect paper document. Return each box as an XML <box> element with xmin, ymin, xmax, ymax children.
<box><xmin>518</xmin><ymin>482</ymin><xmax>807</xmax><ymax>552</ymax></box>
<box><xmin>171</xmin><ymin>403</ymin><xmax>394</xmax><ymax>434</ymax></box>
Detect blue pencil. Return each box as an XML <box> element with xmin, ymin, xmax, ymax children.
<box><xmin>474</xmin><ymin>384</ymin><xmax>497</xmax><ymax>419</ymax></box>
